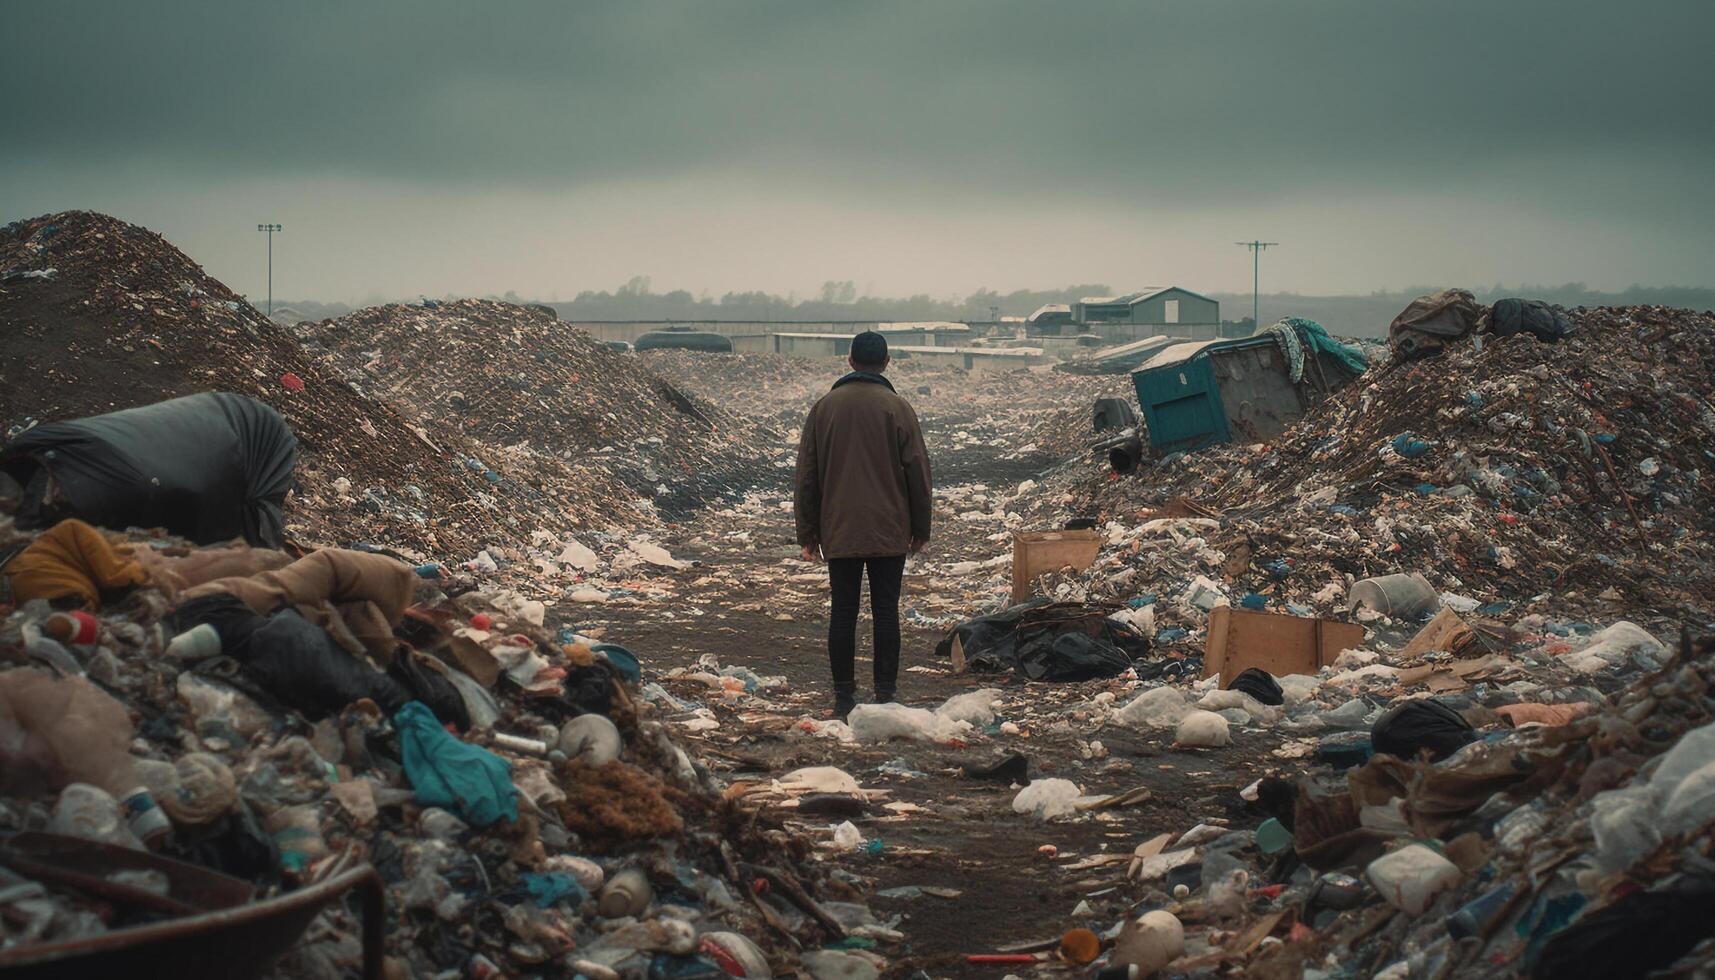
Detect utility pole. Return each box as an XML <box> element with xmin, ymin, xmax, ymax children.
<box><xmin>257</xmin><ymin>223</ymin><xmax>282</xmax><ymax>316</ymax></box>
<box><xmin>1235</xmin><ymin>240</ymin><xmax>1277</xmax><ymax>330</ymax></box>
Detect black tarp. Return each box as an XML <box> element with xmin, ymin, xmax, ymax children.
<box><xmin>1487</xmin><ymin>298</ymin><xmax>1574</xmax><ymax>343</ymax></box>
<box><xmin>2</xmin><ymin>393</ymin><xmax>296</xmax><ymax>547</ymax></box>
<box><xmin>1371</xmin><ymin>698</ymin><xmax>1475</xmax><ymax>762</ymax></box>
<box><xmin>934</xmin><ymin>600</ymin><xmax>1148</xmax><ymax>681</ymax></box>
<box><xmin>1228</xmin><ymin>667</ymin><xmax>1285</xmax><ymax>706</ymax></box>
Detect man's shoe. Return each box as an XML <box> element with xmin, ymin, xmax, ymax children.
<box><xmin>872</xmin><ymin>690</ymin><xmax>896</xmax><ymax>705</ymax></box>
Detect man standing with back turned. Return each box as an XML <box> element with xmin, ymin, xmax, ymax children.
<box><xmin>794</xmin><ymin>331</ymin><xmax>933</xmax><ymax>720</ymax></box>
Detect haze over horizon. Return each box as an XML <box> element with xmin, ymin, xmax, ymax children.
<box><xmin>4</xmin><ymin>1</ymin><xmax>1711</xmax><ymax>305</ymax></box>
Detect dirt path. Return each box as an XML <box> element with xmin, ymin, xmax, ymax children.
<box><xmin>546</xmin><ymin>360</ymin><xmax>1279</xmax><ymax>975</ymax></box>
<box><xmin>563</xmin><ymin>550</ymin><xmax>1282</xmax><ymax>977</ymax></box>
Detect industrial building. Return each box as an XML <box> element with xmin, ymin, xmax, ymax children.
<box><xmin>1070</xmin><ymin>287</ymin><xmax>1222</xmax><ymax>341</ymax></box>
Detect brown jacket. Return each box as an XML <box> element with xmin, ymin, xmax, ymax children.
<box><xmin>794</xmin><ymin>373</ymin><xmax>932</xmax><ymax>558</ymax></box>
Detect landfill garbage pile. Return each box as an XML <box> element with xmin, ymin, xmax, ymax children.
<box><xmin>298</xmin><ymin>300</ymin><xmax>778</xmax><ymax>518</ymax></box>
<box><xmin>0</xmin><ymin>516</ymin><xmax>847</xmax><ymax>979</ymax></box>
<box><xmin>1061</xmin><ymin>305</ymin><xmax>1714</xmax><ymax>626</ymax></box>
<box><xmin>1047</xmin><ymin>625</ymin><xmax>1715</xmax><ymax>979</ymax></box>
<box><xmin>0</xmin><ymin>211</ymin><xmax>623</xmax><ymax>560</ymax></box>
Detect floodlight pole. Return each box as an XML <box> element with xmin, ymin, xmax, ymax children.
<box><xmin>257</xmin><ymin>223</ymin><xmax>282</xmax><ymax>315</ymax></box>
<box><xmin>1236</xmin><ymin>240</ymin><xmax>1278</xmax><ymax>329</ymax></box>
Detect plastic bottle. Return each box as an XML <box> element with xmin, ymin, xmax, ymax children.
<box><xmin>1446</xmin><ymin>883</ymin><xmax>1517</xmax><ymax>939</ymax></box>
<box><xmin>267</xmin><ymin>805</ymin><xmax>329</xmax><ymax>872</ymax></box>
<box><xmin>118</xmin><ymin>787</ymin><xmax>172</xmax><ymax>846</ymax></box>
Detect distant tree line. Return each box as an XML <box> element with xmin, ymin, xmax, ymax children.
<box><xmin>271</xmin><ymin>280</ymin><xmax>1715</xmax><ymax>338</ymax></box>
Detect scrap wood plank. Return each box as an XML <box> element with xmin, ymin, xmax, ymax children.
<box><xmin>1225</xmin><ymin>910</ymin><xmax>1287</xmax><ymax>958</ymax></box>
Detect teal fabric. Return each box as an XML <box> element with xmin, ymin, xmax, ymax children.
<box><xmin>395</xmin><ymin>700</ymin><xmax>518</xmax><ymax>827</ymax></box>
<box><xmin>1281</xmin><ymin>316</ymin><xmax>1368</xmax><ymax>376</ymax></box>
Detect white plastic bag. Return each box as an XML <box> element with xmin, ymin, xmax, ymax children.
<box><xmin>1012</xmin><ymin>778</ymin><xmax>1082</xmax><ymax>820</ymax></box>
<box><xmin>849</xmin><ymin>703</ymin><xmax>969</xmax><ymax>743</ymax></box>
<box><xmin>1115</xmin><ymin>686</ymin><xmax>1189</xmax><ymax>728</ymax></box>
<box><xmin>1174</xmin><ymin>710</ymin><xmax>1231</xmax><ymax>747</ymax></box>
<box><xmin>935</xmin><ymin>688</ymin><xmax>1002</xmax><ymax>727</ymax></box>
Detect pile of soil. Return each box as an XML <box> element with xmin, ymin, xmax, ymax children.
<box><xmin>0</xmin><ymin>211</ymin><xmax>608</xmax><ymax>558</ymax></box>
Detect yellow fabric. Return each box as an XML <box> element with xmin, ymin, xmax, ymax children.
<box><xmin>7</xmin><ymin>519</ymin><xmax>148</xmax><ymax>610</ymax></box>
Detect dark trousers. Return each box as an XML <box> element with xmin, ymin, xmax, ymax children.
<box><xmin>827</xmin><ymin>555</ymin><xmax>906</xmax><ymax>696</ymax></box>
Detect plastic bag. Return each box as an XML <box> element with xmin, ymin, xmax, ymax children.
<box><xmin>0</xmin><ymin>668</ymin><xmax>136</xmax><ymax>797</ymax></box>
<box><xmin>848</xmin><ymin>703</ymin><xmax>969</xmax><ymax>744</ymax></box>
<box><xmin>1115</xmin><ymin>686</ymin><xmax>1189</xmax><ymax>728</ymax></box>
<box><xmin>935</xmin><ymin>689</ymin><xmax>1001</xmax><ymax>727</ymax></box>
<box><xmin>1012</xmin><ymin>778</ymin><xmax>1082</xmax><ymax>820</ymax></box>
<box><xmin>1370</xmin><ymin>699</ymin><xmax>1474</xmax><ymax>762</ymax></box>
<box><xmin>1226</xmin><ymin>667</ymin><xmax>1284</xmax><ymax>706</ymax></box>
<box><xmin>1175</xmin><ymin>710</ymin><xmax>1232</xmax><ymax>747</ymax></box>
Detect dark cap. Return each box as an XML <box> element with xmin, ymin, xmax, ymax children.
<box><xmin>850</xmin><ymin>330</ymin><xmax>888</xmax><ymax>366</ymax></box>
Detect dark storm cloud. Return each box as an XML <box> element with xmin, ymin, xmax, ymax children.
<box><xmin>4</xmin><ymin>0</ymin><xmax>1711</xmax><ymax>209</ymax></box>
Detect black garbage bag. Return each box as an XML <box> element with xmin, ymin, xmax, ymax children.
<box><xmin>1</xmin><ymin>393</ymin><xmax>296</xmax><ymax>547</ymax></box>
<box><xmin>1488</xmin><ymin>298</ymin><xmax>1573</xmax><ymax>343</ymax></box>
<box><xmin>533</xmin><ymin>662</ymin><xmax>616</xmax><ymax>723</ymax></box>
<box><xmin>242</xmin><ymin>610</ymin><xmax>412</xmax><ymax>719</ymax></box>
<box><xmin>935</xmin><ymin>600</ymin><xmax>1147</xmax><ymax>681</ymax></box>
<box><xmin>388</xmin><ymin>650</ymin><xmax>472</xmax><ymax>732</ymax></box>
<box><xmin>175</xmin><ymin>595</ymin><xmax>406</xmax><ymax>718</ymax></box>
<box><xmin>1228</xmin><ymin>667</ymin><xmax>1284</xmax><ymax>705</ymax></box>
<box><xmin>1017</xmin><ymin>632</ymin><xmax>1133</xmax><ymax>681</ymax></box>
<box><xmin>1371</xmin><ymin>698</ymin><xmax>1475</xmax><ymax>762</ymax></box>
<box><xmin>1532</xmin><ymin>877</ymin><xmax>1715</xmax><ymax>979</ymax></box>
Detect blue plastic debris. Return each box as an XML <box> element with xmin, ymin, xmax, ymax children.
<box><xmin>1240</xmin><ymin>593</ymin><xmax>1269</xmax><ymax>610</ymax></box>
<box><xmin>1391</xmin><ymin>432</ymin><xmax>1434</xmax><ymax>458</ymax></box>
<box><xmin>523</xmin><ymin>872</ymin><xmax>589</xmax><ymax>908</ymax></box>
<box><xmin>1156</xmin><ymin>627</ymin><xmax>1188</xmax><ymax>644</ymax></box>
<box><xmin>1129</xmin><ymin>594</ymin><xmax>1158</xmax><ymax>608</ymax></box>
<box><xmin>1328</xmin><ymin>504</ymin><xmax>1360</xmax><ymax>516</ymax></box>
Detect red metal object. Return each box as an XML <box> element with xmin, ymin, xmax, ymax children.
<box><xmin>0</xmin><ymin>838</ymin><xmax>385</xmax><ymax>980</ymax></box>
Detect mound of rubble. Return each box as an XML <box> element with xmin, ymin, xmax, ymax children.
<box><xmin>0</xmin><ymin>212</ymin><xmax>614</xmax><ymax>560</ymax></box>
<box><xmin>0</xmin><ymin>519</ymin><xmax>849</xmax><ymax>978</ymax></box>
<box><xmin>1064</xmin><ymin>305</ymin><xmax>1715</xmax><ymax>625</ymax></box>
<box><xmin>298</xmin><ymin>301</ymin><xmax>776</xmax><ymax>518</ymax></box>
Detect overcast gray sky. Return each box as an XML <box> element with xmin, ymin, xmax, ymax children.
<box><xmin>4</xmin><ymin>1</ymin><xmax>1711</xmax><ymax>303</ymax></box>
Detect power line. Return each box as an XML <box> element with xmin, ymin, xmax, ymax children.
<box><xmin>1235</xmin><ymin>240</ymin><xmax>1278</xmax><ymax>330</ymax></box>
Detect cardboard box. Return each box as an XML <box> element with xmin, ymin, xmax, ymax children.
<box><xmin>1202</xmin><ymin>606</ymin><xmax>1365</xmax><ymax>686</ymax></box>
<box><xmin>1010</xmin><ymin>529</ymin><xmax>1103</xmax><ymax>602</ymax></box>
